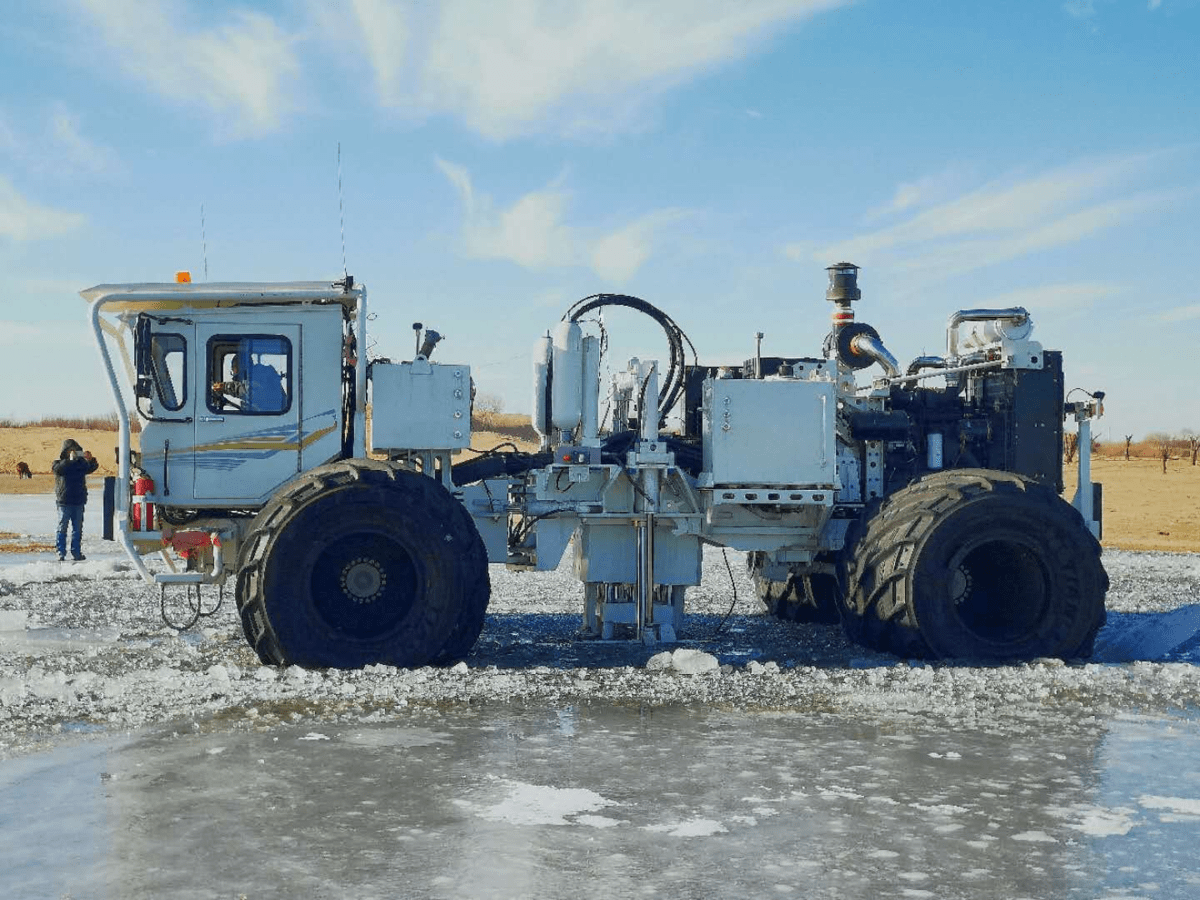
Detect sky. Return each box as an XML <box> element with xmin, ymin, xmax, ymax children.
<box><xmin>0</xmin><ymin>0</ymin><xmax>1197</xmax><ymax>444</ymax></box>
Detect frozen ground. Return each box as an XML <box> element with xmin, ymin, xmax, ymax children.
<box><xmin>2</xmin><ymin>494</ymin><xmax>1200</xmax><ymax>898</ymax></box>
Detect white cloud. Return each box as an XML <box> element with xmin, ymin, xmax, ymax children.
<box><xmin>1158</xmin><ymin>303</ymin><xmax>1200</xmax><ymax>323</ymax></box>
<box><xmin>0</xmin><ymin>105</ymin><xmax>118</xmax><ymax>176</ymax></box>
<box><xmin>0</xmin><ymin>321</ymin><xmax>48</xmax><ymax>345</ymax></box>
<box><xmin>863</xmin><ymin>168</ymin><xmax>971</xmax><ymax>222</ymax></box>
<box><xmin>796</xmin><ymin>153</ymin><xmax>1174</xmax><ymax>280</ymax></box>
<box><xmin>978</xmin><ymin>282</ymin><xmax>1121</xmax><ymax>313</ymax></box>
<box><xmin>1063</xmin><ymin>0</ymin><xmax>1097</xmax><ymax>18</ymax></box>
<box><xmin>76</xmin><ymin>0</ymin><xmax>301</xmax><ymax>138</ymax></box>
<box><xmin>350</xmin><ymin>0</ymin><xmax>411</xmax><ymax>106</ymax></box>
<box><xmin>0</xmin><ymin>176</ymin><xmax>86</xmax><ymax>240</ymax></box>
<box><xmin>49</xmin><ymin>109</ymin><xmax>117</xmax><ymax>173</ymax></box>
<box><xmin>352</xmin><ymin>0</ymin><xmax>846</xmax><ymax>140</ymax></box>
<box><xmin>437</xmin><ymin>159</ymin><xmax>686</xmax><ymax>282</ymax></box>
<box><xmin>437</xmin><ymin>158</ymin><xmax>575</xmax><ymax>269</ymax></box>
<box><xmin>591</xmin><ymin>209</ymin><xmax>690</xmax><ymax>283</ymax></box>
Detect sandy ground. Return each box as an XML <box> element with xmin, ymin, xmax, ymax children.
<box><xmin>3</xmin><ymin>425</ymin><xmax>1197</xmax><ymax>553</ymax></box>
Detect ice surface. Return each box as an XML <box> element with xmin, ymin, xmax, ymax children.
<box><xmin>2</xmin><ymin>495</ymin><xmax>1200</xmax><ymax>896</ymax></box>
<box><xmin>1</xmin><ymin>706</ymin><xmax>1198</xmax><ymax>899</ymax></box>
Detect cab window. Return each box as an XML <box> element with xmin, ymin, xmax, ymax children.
<box><xmin>207</xmin><ymin>335</ymin><xmax>292</xmax><ymax>415</ymax></box>
<box><xmin>150</xmin><ymin>333</ymin><xmax>187</xmax><ymax>412</ymax></box>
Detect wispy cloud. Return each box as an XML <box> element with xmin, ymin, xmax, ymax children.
<box><xmin>436</xmin><ymin>158</ymin><xmax>575</xmax><ymax>269</ymax></box>
<box><xmin>1063</xmin><ymin>0</ymin><xmax>1097</xmax><ymax>19</ymax></box>
<box><xmin>793</xmin><ymin>152</ymin><xmax>1176</xmax><ymax>280</ymax></box>
<box><xmin>0</xmin><ymin>105</ymin><xmax>119</xmax><ymax>176</ymax></box>
<box><xmin>978</xmin><ymin>282</ymin><xmax>1122</xmax><ymax>313</ymax></box>
<box><xmin>0</xmin><ymin>176</ymin><xmax>86</xmax><ymax>240</ymax></box>
<box><xmin>73</xmin><ymin>1</ymin><xmax>845</xmax><ymax>141</ymax></box>
<box><xmin>349</xmin><ymin>0</ymin><xmax>411</xmax><ymax>106</ymax></box>
<box><xmin>75</xmin><ymin>0</ymin><xmax>301</xmax><ymax>139</ymax></box>
<box><xmin>48</xmin><ymin>107</ymin><xmax>118</xmax><ymax>174</ymax></box>
<box><xmin>437</xmin><ymin>159</ymin><xmax>687</xmax><ymax>282</ymax></box>
<box><xmin>350</xmin><ymin>0</ymin><xmax>846</xmax><ymax>140</ymax></box>
<box><xmin>863</xmin><ymin>168</ymin><xmax>970</xmax><ymax>223</ymax></box>
<box><xmin>1158</xmin><ymin>303</ymin><xmax>1200</xmax><ymax>323</ymax></box>
<box><xmin>0</xmin><ymin>321</ymin><xmax>48</xmax><ymax>345</ymax></box>
<box><xmin>591</xmin><ymin>209</ymin><xmax>691</xmax><ymax>282</ymax></box>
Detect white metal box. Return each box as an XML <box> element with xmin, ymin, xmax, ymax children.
<box><xmin>702</xmin><ymin>378</ymin><xmax>836</xmax><ymax>486</ymax></box>
<box><xmin>369</xmin><ymin>361</ymin><xmax>471</xmax><ymax>451</ymax></box>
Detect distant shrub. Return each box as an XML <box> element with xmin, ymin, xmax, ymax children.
<box><xmin>0</xmin><ymin>412</ymin><xmax>139</xmax><ymax>432</ymax></box>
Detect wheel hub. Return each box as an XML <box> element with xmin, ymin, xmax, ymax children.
<box><xmin>340</xmin><ymin>557</ymin><xmax>386</xmax><ymax>603</ymax></box>
<box><xmin>949</xmin><ymin>565</ymin><xmax>972</xmax><ymax>605</ymax></box>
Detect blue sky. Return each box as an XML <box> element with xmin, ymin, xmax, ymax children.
<box><xmin>1</xmin><ymin>0</ymin><xmax>1197</xmax><ymax>444</ymax></box>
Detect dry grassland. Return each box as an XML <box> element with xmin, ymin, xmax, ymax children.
<box><xmin>2</xmin><ymin>424</ymin><xmax>1196</xmax><ymax>554</ymax></box>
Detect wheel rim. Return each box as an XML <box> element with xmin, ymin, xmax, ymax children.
<box><xmin>310</xmin><ymin>533</ymin><xmax>419</xmax><ymax>641</ymax></box>
<box><xmin>947</xmin><ymin>537</ymin><xmax>1051</xmax><ymax>645</ymax></box>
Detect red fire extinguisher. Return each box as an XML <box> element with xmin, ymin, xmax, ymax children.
<box><xmin>131</xmin><ymin>475</ymin><xmax>155</xmax><ymax>531</ymax></box>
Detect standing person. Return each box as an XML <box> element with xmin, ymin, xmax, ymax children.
<box><xmin>51</xmin><ymin>438</ymin><xmax>98</xmax><ymax>562</ymax></box>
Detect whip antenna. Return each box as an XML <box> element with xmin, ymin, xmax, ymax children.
<box><xmin>338</xmin><ymin>143</ymin><xmax>348</xmax><ymax>278</ymax></box>
<box><xmin>200</xmin><ymin>203</ymin><xmax>208</xmax><ymax>281</ymax></box>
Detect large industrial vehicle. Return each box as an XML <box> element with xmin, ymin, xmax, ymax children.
<box><xmin>84</xmin><ymin>264</ymin><xmax>1107</xmax><ymax>668</ymax></box>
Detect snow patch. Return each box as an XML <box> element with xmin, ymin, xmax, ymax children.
<box><xmin>644</xmin><ymin>817</ymin><xmax>728</xmax><ymax>837</ymax></box>
<box><xmin>480</xmin><ymin>780</ymin><xmax>616</xmax><ymax>826</ymax></box>
<box><xmin>1071</xmin><ymin>807</ymin><xmax>1139</xmax><ymax>837</ymax></box>
<box><xmin>1138</xmin><ymin>795</ymin><xmax>1200</xmax><ymax>816</ymax></box>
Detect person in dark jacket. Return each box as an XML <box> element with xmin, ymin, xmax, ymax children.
<box><xmin>51</xmin><ymin>438</ymin><xmax>98</xmax><ymax>561</ymax></box>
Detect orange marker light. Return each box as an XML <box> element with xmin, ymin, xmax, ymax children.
<box><xmin>175</xmin><ymin>271</ymin><xmax>192</xmax><ymax>283</ymax></box>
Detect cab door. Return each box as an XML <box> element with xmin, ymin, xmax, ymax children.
<box><xmin>193</xmin><ymin>323</ymin><xmax>301</xmax><ymax>503</ymax></box>
<box><xmin>134</xmin><ymin>322</ymin><xmax>195</xmax><ymax>506</ymax></box>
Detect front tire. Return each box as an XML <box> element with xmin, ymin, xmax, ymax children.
<box><xmin>237</xmin><ymin>460</ymin><xmax>489</xmax><ymax>669</ymax></box>
<box><xmin>841</xmin><ymin>469</ymin><xmax>1107</xmax><ymax>660</ymax></box>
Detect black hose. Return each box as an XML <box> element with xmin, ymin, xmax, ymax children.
<box><xmin>563</xmin><ymin>294</ymin><xmax>697</xmax><ymax>429</ymax></box>
<box><xmin>451</xmin><ymin>429</ymin><xmax>703</xmax><ymax>486</ymax></box>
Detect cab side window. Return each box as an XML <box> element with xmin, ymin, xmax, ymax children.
<box><xmin>207</xmin><ymin>335</ymin><xmax>292</xmax><ymax>415</ymax></box>
<box><xmin>150</xmin><ymin>333</ymin><xmax>187</xmax><ymax>412</ymax></box>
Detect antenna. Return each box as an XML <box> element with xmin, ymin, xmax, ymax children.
<box><xmin>338</xmin><ymin>143</ymin><xmax>348</xmax><ymax>279</ymax></box>
<box><xmin>200</xmin><ymin>204</ymin><xmax>208</xmax><ymax>281</ymax></box>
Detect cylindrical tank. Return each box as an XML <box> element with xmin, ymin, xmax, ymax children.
<box><xmin>532</xmin><ymin>334</ymin><xmax>552</xmax><ymax>438</ymax></box>
<box><xmin>581</xmin><ymin>335</ymin><xmax>600</xmax><ymax>445</ymax></box>
<box><xmin>960</xmin><ymin>316</ymin><xmax>1033</xmax><ymax>351</ymax></box>
<box><xmin>131</xmin><ymin>475</ymin><xmax>155</xmax><ymax>531</ymax></box>
<box><xmin>551</xmin><ymin>320</ymin><xmax>583</xmax><ymax>432</ymax></box>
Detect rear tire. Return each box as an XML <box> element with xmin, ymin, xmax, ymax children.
<box><xmin>841</xmin><ymin>469</ymin><xmax>1107</xmax><ymax>660</ymax></box>
<box><xmin>236</xmin><ymin>460</ymin><xmax>489</xmax><ymax>669</ymax></box>
<box><xmin>748</xmin><ymin>552</ymin><xmax>840</xmax><ymax>624</ymax></box>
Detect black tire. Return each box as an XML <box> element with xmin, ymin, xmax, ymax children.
<box><xmin>236</xmin><ymin>460</ymin><xmax>489</xmax><ymax>669</ymax></box>
<box><xmin>841</xmin><ymin>469</ymin><xmax>1107</xmax><ymax>660</ymax></box>
<box><xmin>748</xmin><ymin>552</ymin><xmax>841</xmax><ymax>624</ymax></box>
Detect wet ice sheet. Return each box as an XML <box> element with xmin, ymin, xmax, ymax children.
<box><xmin>3</xmin><ymin>705</ymin><xmax>1200</xmax><ymax>900</ymax></box>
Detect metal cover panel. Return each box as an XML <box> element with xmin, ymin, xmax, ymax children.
<box><xmin>369</xmin><ymin>362</ymin><xmax>471</xmax><ymax>451</ymax></box>
<box><xmin>703</xmin><ymin>379</ymin><xmax>836</xmax><ymax>486</ymax></box>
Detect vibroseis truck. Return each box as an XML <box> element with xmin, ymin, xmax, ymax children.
<box><xmin>83</xmin><ymin>264</ymin><xmax>1107</xmax><ymax>668</ymax></box>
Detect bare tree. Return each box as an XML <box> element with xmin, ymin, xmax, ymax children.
<box><xmin>1064</xmin><ymin>432</ymin><xmax>1079</xmax><ymax>464</ymax></box>
<box><xmin>472</xmin><ymin>392</ymin><xmax>505</xmax><ymax>430</ymax></box>
<box><xmin>1145</xmin><ymin>432</ymin><xmax>1173</xmax><ymax>474</ymax></box>
<box><xmin>474</xmin><ymin>392</ymin><xmax>504</xmax><ymax>415</ymax></box>
<box><xmin>1183</xmin><ymin>429</ymin><xmax>1199</xmax><ymax>466</ymax></box>
<box><xmin>1123</xmin><ymin>434</ymin><xmax>1133</xmax><ymax>461</ymax></box>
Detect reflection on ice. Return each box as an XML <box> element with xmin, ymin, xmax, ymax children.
<box><xmin>1093</xmin><ymin>605</ymin><xmax>1200</xmax><ymax>663</ymax></box>
<box><xmin>2</xmin><ymin>705</ymin><xmax>1199</xmax><ymax>899</ymax></box>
